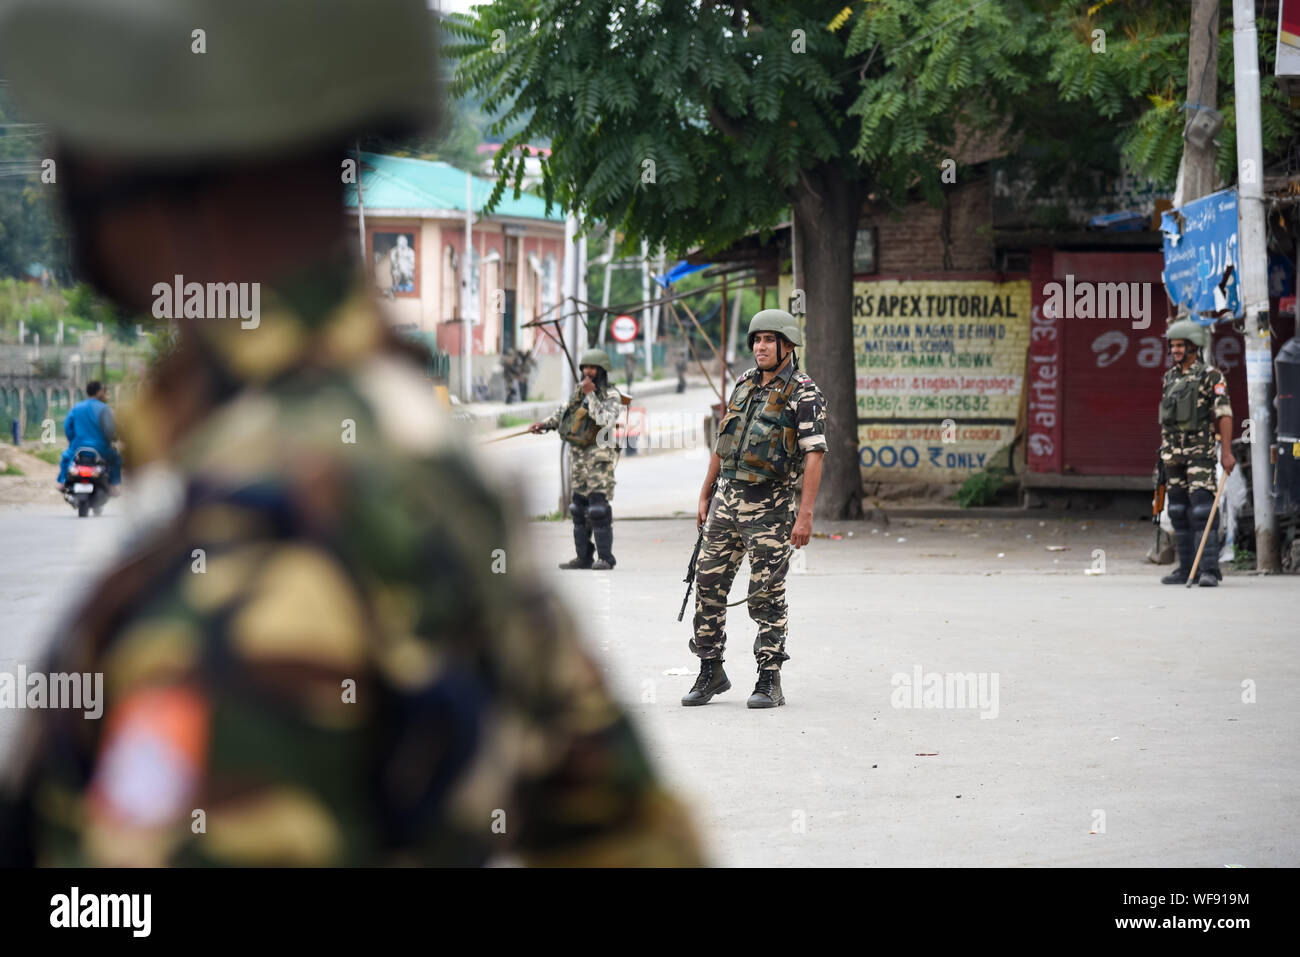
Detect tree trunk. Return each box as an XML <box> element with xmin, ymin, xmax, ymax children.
<box><xmin>791</xmin><ymin>163</ymin><xmax>864</xmax><ymax>520</ymax></box>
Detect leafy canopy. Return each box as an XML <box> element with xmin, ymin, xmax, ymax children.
<box><xmin>447</xmin><ymin>1</ymin><xmax>1057</xmax><ymax>254</ymax></box>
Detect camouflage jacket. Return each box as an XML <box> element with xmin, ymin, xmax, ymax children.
<box><xmin>715</xmin><ymin>359</ymin><xmax>827</xmax><ymax>488</ymax></box>
<box><xmin>1159</xmin><ymin>358</ymin><xmax>1232</xmax><ymax>458</ymax></box>
<box><xmin>540</xmin><ymin>384</ymin><xmax>622</xmax><ymax>447</ymax></box>
<box><xmin>0</xmin><ymin>270</ymin><xmax>702</xmax><ymax>867</ymax></box>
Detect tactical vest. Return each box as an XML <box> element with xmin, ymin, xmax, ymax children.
<box><xmin>715</xmin><ymin>372</ymin><xmax>800</xmax><ymax>482</ymax></box>
<box><xmin>558</xmin><ymin>393</ymin><xmax>601</xmax><ymax>448</ymax></box>
<box><xmin>1159</xmin><ymin>366</ymin><xmax>1212</xmax><ymax>434</ymax></box>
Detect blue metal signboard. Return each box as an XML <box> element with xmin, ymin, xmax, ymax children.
<box><xmin>1160</xmin><ymin>187</ymin><xmax>1241</xmax><ymax>322</ymax></box>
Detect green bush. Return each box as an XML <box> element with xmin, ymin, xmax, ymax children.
<box><xmin>953</xmin><ymin>468</ymin><xmax>1007</xmax><ymax>508</ymax></box>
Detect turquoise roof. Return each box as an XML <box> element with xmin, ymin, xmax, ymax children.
<box><xmin>343</xmin><ymin>151</ymin><xmax>562</xmax><ymax>222</ymax></box>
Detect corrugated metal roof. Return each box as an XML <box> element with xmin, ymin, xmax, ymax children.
<box><xmin>343</xmin><ymin>151</ymin><xmax>562</xmax><ymax>222</ymax></box>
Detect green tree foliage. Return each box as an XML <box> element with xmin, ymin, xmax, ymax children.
<box><xmin>1045</xmin><ymin>0</ymin><xmax>1300</xmax><ymax>187</ymax></box>
<box><xmin>0</xmin><ymin>89</ymin><xmax>70</xmax><ymax>283</ymax></box>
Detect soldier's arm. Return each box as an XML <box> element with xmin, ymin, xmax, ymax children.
<box><xmin>1208</xmin><ymin>370</ymin><xmax>1234</xmax><ymax>471</ymax></box>
<box><xmin>793</xmin><ymin>452</ymin><xmax>824</xmax><ymax>547</ymax></box>
<box><xmin>584</xmin><ymin>388</ymin><xmax>621</xmax><ymax>428</ymax></box>
<box><xmin>698</xmin><ymin>453</ymin><xmax>721</xmax><ymax>526</ymax></box>
<box><xmin>536</xmin><ymin>395</ymin><xmax>573</xmax><ymax>431</ymax></box>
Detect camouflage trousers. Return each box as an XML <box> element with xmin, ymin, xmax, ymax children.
<box><xmin>690</xmin><ymin>479</ymin><xmax>794</xmax><ymax>670</ymax></box>
<box><xmin>1161</xmin><ymin>448</ymin><xmax>1217</xmax><ymax>494</ymax></box>
<box><xmin>568</xmin><ymin>442</ymin><xmax>617</xmax><ymax>499</ymax></box>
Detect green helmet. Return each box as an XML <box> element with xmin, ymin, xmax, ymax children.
<box><xmin>1165</xmin><ymin>318</ymin><xmax>1208</xmax><ymax>349</ymax></box>
<box><xmin>579</xmin><ymin>348</ymin><xmax>612</xmax><ymax>373</ymax></box>
<box><xmin>747</xmin><ymin>309</ymin><xmax>802</xmax><ymax>348</ymax></box>
<box><xmin>0</xmin><ymin>0</ymin><xmax>440</xmax><ymax>161</ymax></box>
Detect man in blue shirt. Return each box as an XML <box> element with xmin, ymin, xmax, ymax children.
<box><xmin>56</xmin><ymin>380</ymin><xmax>122</xmax><ymax>490</ymax></box>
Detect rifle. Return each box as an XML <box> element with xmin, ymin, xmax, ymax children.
<box><xmin>677</xmin><ymin>480</ymin><xmax>717</xmax><ymax>621</ymax></box>
<box><xmin>1152</xmin><ymin>458</ymin><xmax>1167</xmax><ymax>554</ymax></box>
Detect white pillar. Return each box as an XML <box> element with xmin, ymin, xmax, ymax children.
<box><xmin>641</xmin><ymin>239</ymin><xmax>652</xmax><ymax>375</ymax></box>
<box><xmin>461</xmin><ymin>170</ymin><xmax>473</xmax><ymax>402</ymax></box>
<box><xmin>560</xmin><ymin>215</ymin><xmax>578</xmax><ymax>401</ymax></box>
<box><xmin>1232</xmin><ymin>0</ymin><xmax>1279</xmax><ymax>570</ymax></box>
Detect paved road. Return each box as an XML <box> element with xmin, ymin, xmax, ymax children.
<box><xmin>3</xmin><ymin>495</ymin><xmax>1296</xmax><ymax>866</ymax></box>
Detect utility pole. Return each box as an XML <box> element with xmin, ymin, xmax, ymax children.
<box><xmin>461</xmin><ymin>170</ymin><xmax>473</xmax><ymax>403</ymax></box>
<box><xmin>1174</xmin><ymin>0</ymin><xmax>1220</xmax><ymax>208</ymax></box>
<box><xmin>599</xmin><ymin>232</ymin><xmax>615</xmax><ymax>345</ymax></box>
<box><xmin>1232</xmin><ymin>0</ymin><xmax>1280</xmax><ymax>571</ymax></box>
<box><xmin>641</xmin><ymin>238</ymin><xmax>652</xmax><ymax>377</ymax></box>
<box><xmin>355</xmin><ymin>142</ymin><xmax>367</xmax><ymax>267</ymax></box>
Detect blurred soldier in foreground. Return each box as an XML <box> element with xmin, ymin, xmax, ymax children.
<box><xmin>530</xmin><ymin>349</ymin><xmax>623</xmax><ymax>569</ymax></box>
<box><xmin>1158</xmin><ymin>318</ymin><xmax>1235</xmax><ymax>587</ymax></box>
<box><xmin>0</xmin><ymin>0</ymin><xmax>701</xmax><ymax>867</ymax></box>
<box><xmin>682</xmin><ymin>311</ymin><xmax>826</xmax><ymax>709</ymax></box>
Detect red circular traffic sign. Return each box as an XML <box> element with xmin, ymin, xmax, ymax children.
<box><xmin>610</xmin><ymin>314</ymin><xmax>639</xmax><ymax>343</ymax></box>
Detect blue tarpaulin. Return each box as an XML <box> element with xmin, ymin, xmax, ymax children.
<box><xmin>654</xmin><ymin>260</ymin><xmax>710</xmax><ymax>287</ymax></box>
<box><xmin>1160</xmin><ymin>187</ymin><xmax>1241</xmax><ymax>322</ymax></box>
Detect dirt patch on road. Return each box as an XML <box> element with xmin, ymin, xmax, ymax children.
<box><xmin>0</xmin><ymin>445</ymin><xmax>63</xmax><ymax>508</ymax></box>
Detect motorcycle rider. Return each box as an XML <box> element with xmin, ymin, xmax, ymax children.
<box><xmin>55</xmin><ymin>380</ymin><xmax>122</xmax><ymax>493</ymax></box>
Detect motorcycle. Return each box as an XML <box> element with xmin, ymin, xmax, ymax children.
<box><xmin>62</xmin><ymin>447</ymin><xmax>111</xmax><ymax>518</ymax></box>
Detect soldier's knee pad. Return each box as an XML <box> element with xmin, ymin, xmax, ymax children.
<box><xmin>587</xmin><ymin>492</ymin><xmax>611</xmax><ymax>527</ymax></box>
<box><xmin>1190</xmin><ymin>492</ymin><xmax>1217</xmax><ymax>527</ymax></box>
<box><xmin>1167</xmin><ymin>490</ymin><xmax>1190</xmax><ymax>529</ymax></box>
<box><xmin>569</xmin><ymin>492</ymin><xmax>589</xmax><ymax>524</ymax></box>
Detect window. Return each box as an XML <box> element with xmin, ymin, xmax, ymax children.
<box><xmin>853</xmin><ymin>227</ymin><xmax>877</xmax><ymax>275</ymax></box>
<box><xmin>370</xmin><ymin>230</ymin><xmax>419</xmax><ymax>297</ymax></box>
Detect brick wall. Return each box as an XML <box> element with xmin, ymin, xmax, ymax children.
<box><xmin>866</xmin><ymin>177</ymin><xmax>995</xmax><ymax>275</ymax></box>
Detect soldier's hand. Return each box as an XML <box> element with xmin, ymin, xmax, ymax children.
<box><xmin>580</xmin><ymin>378</ymin><xmax>595</xmax><ymax>395</ymax></box>
<box><xmin>791</xmin><ymin>513</ymin><xmax>812</xmax><ymax>548</ymax></box>
<box><xmin>1222</xmin><ymin>447</ymin><xmax>1235</xmax><ymax>474</ymax></box>
<box><xmin>529</xmin><ymin>422</ymin><xmax>546</xmax><ymax>434</ymax></box>
<box><xmin>697</xmin><ymin>494</ymin><xmax>711</xmax><ymax>527</ymax></box>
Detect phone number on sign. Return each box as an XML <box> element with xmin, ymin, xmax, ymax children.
<box><xmin>858</xmin><ymin>395</ymin><xmax>991</xmax><ymax>413</ymax></box>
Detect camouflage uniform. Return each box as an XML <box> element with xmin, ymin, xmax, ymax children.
<box><xmin>691</xmin><ymin>360</ymin><xmax>827</xmax><ymax>670</ymax></box>
<box><xmin>542</xmin><ymin>383</ymin><xmax>622</xmax><ymax>567</ymax></box>
<box><xmin>1159</xmin><ymin>358</ymin><xmax>1233</xmax><ymax>493</ymax></box>
<box><xmin>0</xmin><ymin>274</ymin><xmax>703</xmax><ymax>867</ymax></box>
<box><xmin>0</xmin><ymin>0</ymin><xmax>701</xmax><ymax>865</ymax></box>
<box><xmin>1158</xmin><ymin>354</ymin><xmax>1233</xmax><ymax>586</ymax></box>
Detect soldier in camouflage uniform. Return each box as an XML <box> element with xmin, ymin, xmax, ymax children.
<box><xmin>530</xmin><ymin>349</ymin><xmax>623</xmax><ymax>570</ymax></box>
<box><xmin>682</xmin><ymin>311</ymin><xmax>827</xmax><ymax>709</ymax></box>
<box><xmin>0</xmin><ymin>0</ymin><xmax>702</xmax><ymax>867</ymax></box>
<box><xmin>1159</xmin><ymin>318</ymin><xmax>1235</xmax><ymax>587</ymax></box>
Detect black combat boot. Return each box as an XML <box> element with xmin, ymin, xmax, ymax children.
<box><xmin>747</xmin><ymin>668</ymin><xmax>785</xmax><ymax>709</ymax></box>
<box><xmin>558</xmin><ymin>522</ymin><xmax>594</xmax><ymax>569</ymax></box>
<box><xmin>1196</xmin><ymin>528</ymin><xmax>1221</xmax><ymax>586</ymax></box>
<box><xmin>592</xmin><ymin>525</ymin><xmax>615</xmax><ymax>570</ymax></box>
<box><xmin>1161</xmin><ymin>497</ymin><xmax>1194</xmax><ymax>584</ymax></box>
<box><xmin>589</xmin><ymin>493</ymin><xmax>616</xmax><ymax>570</ymax></box>
<box><xmin>681</xmin><ymin>658</ymin><xmax>730</xmax><ymax>706</ymax></box>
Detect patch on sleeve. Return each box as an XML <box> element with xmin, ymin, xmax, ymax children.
<box><xmin>89</xmin><ymin>685</ymin><xmax>208</xmax><ymax>828</ymax></box>
<box><xmin>1214</xmin><ymin>382</ymin><xmax>1225</xmax><ymax>395</ymax></box>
